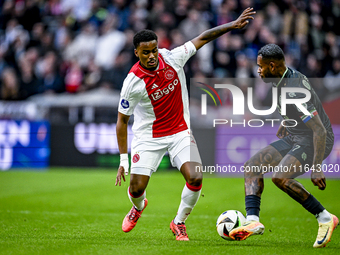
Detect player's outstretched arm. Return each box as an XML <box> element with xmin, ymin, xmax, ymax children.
<box><xmin>305</xmin><ymin>115</ymin><xmax>327</xmax><ymax>190</ymax></box>
<box><xmin>115</xmin><ymin>112</ymin><xmax>130</xmax><ymax>186</ymax></box>
<box><xmin>191</xmin><ymin>7</ymin><xmax>255</xmax><ymax>50</ymax></box>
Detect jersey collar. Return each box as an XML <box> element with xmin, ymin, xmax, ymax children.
<box><xmin>273</xmin><ymin>67</ymin><xmax>289</xmax><ymax>87</ymax></box>
<box><xmin>137</xmin><ymin>54</ymin><xmax>166</xmax><ymax>77</ymax></box>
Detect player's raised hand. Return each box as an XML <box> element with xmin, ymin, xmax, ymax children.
<box><xmin>233</xmin><ymin>7</ymin><xmax>256</xmax><ymax>30</ymax></box>
<box><xmin>276</xmin><ymin>124</ymin><xmax>288</xmax><ymax>138</ymax></box>
<box><xmin>311</xmin><ymin>170</ymin><xmax>326</xmax><ymax>190</ymax></box>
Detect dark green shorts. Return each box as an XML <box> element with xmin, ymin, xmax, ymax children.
<box><xmin>270</xmin><ymin>134</ymin><xmax>334</xmax><ymax>167</ymax></box>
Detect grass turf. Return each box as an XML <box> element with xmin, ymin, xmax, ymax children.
<box><xmin>0</xmin><ymin>168</ymin><xmax>339</xmax><ymax>255</ymax></box>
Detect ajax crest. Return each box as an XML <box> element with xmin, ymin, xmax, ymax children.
<box><xmin>133</xmin><ymin>153</ymin><xmax>140</xmax><ymax>163</ymax></box>
<box><xmin>165</xmin><ymin>70</ymin><xmax>175</xmax><ymax>80</ymax></box>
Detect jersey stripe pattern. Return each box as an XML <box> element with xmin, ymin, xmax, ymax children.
<box><xmin>118</xmin><ymin>41</ymin><xmax>196</xmax><ymax>139</ymax></box>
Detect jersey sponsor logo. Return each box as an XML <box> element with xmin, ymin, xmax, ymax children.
<box><xmin>151</xmin><ymin>83</ymin><xmax>158</xmax><ymax>89</ymax></box>
<box><xmin>165</xmin><ymin>70</ymin><xmax>175</xmax><ymax>80</ymax></box>
<box><xmin>150</xmin><ymin>79</ymin><xmax>179</xmax><ymax>101</ymax></box>
<box><xmin>132</xmin><ymin>153</ymin><xmax>140</xmax><ymax>163</ymax></box>
<box><xmin>121</xmin><ymin>99</ymin><xmax>129</xmax><ymax>109</ymax></box>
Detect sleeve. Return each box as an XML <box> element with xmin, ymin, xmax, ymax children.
<box><xmin>118</xmin><ymin>74</ymin><xmax>143</xmax><ymax>116</ymax></box>
<box><xmin>160</xmin><ymin>41</ymin><xmax>197</xmax><ymax>68</ymax></box>
<box><xmin>288</xmin><ymin>79</ymin><xmax>318</xmax><ymax>123</ymax></box>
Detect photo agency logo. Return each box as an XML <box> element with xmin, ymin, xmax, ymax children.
<box><xmin>197</xmin><ymin>82</ymin><xmax>312</xmax><ymax>128</ymax></box>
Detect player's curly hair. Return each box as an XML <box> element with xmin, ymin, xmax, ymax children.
<box><xmin>133</xmin><ymin>30</ymin><xmax>158</xmax><ymax>49</ymax></box>
<box><xmin>258</xmin><ymin>44</ymin><xmax>285</xmax><ymax>61</ymax></box>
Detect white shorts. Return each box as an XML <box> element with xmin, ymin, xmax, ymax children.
<box><xmin>130</xmin><ymin>129</ymin><xmax>202</xmax><ymax>176</ymax></box>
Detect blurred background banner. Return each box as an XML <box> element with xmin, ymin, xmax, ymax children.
<box><xmin>0</xmin><ymin>120</ymin><xmax>49</xmax><ymax>170</ymax></box>
<box><xmin>50</xmin><ymin>123</ymin><xmax>133</xmax><ymax>167</ymax></box>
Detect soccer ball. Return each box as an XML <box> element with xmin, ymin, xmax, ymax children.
<box><xmin>216</xmin><ymin>210</ymin><xmax>246</xmax><ymax>240</ymax></box>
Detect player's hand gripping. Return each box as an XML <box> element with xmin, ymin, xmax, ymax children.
<box><xmin>311</xmin><ymin>168</ymin><xmax>326</xmax><ymax>190</ymax></box>
<box><xmin>276</xmin><ymin>124</ymin><xmax>288</xmax><ymax>139</ymax></box>
<box><xmin>232</xmin><ymin>7</ymin><xmax>256</xmax><ymax>29</ymax></box>
<box><xmin>115</xmin><ymin>154</ymin><xmax>129</xmax><ymax>186</ymax></box>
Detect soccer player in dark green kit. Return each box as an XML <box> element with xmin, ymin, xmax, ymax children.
<box><xmin>229</xmin><ymin>44</ymin><xmax>338</xmax><ymax>248</ymax></box>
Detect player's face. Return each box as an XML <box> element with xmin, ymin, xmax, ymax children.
<box><xmin>135</xmin><ymin>40</ymin><xmax>159</xmax><ymax>70</ymax></box>
<box><xmin>257</xmin><ymin>55</ymin><xmax>276</xmax><ymax>82</ymax></box>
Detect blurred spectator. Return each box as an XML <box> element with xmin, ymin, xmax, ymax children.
<box><xmin>172</xmin><ymin>0</ymin><xmax>190</xmax><ymax>26</ymax></box>
<box><xmin>100</xmin><ymin>50</ymin><xmax>132</xmax><ymax>91</ymax></box>
<box><xmin>18</xmin><ymin>53</ymin><xmax>41</xmax><ymax>99</ymax></box>
<box><xmin>0</xmin><ymin>67</ymin><xmax>20</xmax><ymax>100</ymax></box>
<box><xmin>61</xmin><ymin>0</ymin><xmax>92</xmax><ymax>21</ymax></box>
<box><xmin>324</xmin><ymin>58</ymin><xmax>340</xmax><ymax>92</ymax></box>
<box><xmin>94</xmin><ymin>15</ymin><xmax>126</xmax><ymax>69</ymax></box>
<box><xmin>330</xmin><ymin>0</ymin><xmax>340</xmax><ymax>35</ymax></box>
<box><xmin>66</xmin><ymin>23</ymin><xmax>98</xmax><ymax>68</ymax></box>
<box><xmin>37</xmin><ymin>51</ymin><xmax>64</xmax><ymax>94</ymax></box>
<box><xmin>45</xmin><ymin>0</ymin><xmax>63</xmax><ymax>16</ymax></box>
<box><xmin>64</xmin><ymin>60</ymin><xmax>82</xmax><ymax>93</ymax></box>
<box><xmin>27</xmin><ymin>22</ymin><xmax>45</xmax><ymax>49</ymax></box>
<box><xmin>88</xmin><ymin>0</ymin><xmax>109</xmax><ymax>29</ymax></box>
<box><xmin>235</xmin><ymin>52</ymin><xmax>254</xmax><ymax>79</ymax></box>
<box><xmin>300</xmin><ymin>54</ymin><xmax>322</xmax><ymax>77</ymax></box>
<box><xmin>19</xmin><ymin>0</ymin><xmax>42</xmax><ymax>31</ymax></box>
<box><xmin>180</xmin><ymin>9</ymin><xmax>213</xmax><ymax>73</ymax></box>
<box><xmin>308</xmin><ymin>14</ymin><xmax>325</xmax><ymax>53</ymax></box>
<box><xmin>83</xmin><ymin>58</ymin><xmax>101</xmax><ymax>91</ymax></box>
<box><xmin>282</xmin><ymin>0</ymin><xmax>308</xmax><ymax>45</ymax></box>
<box><xmin>265</xmin><ymin>3</ymin><xmax>282</xmax><ymax>35</ymax></box>
<box><xmin>108</xmin><ymin>0</ymin><xmax>130</xmax><ymax>31</ymax></box>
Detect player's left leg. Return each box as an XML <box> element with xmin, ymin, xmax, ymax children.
<box><xmin>122</xmin><ymin>173</ymin><xmax>150</xmax><ymax>233</ymax></box>
<box><xmin>122</xmin><ymin>138</ymin><xmax>167</xmax><ymax>233</ymax></box>
<box><xmin>272</xmin><ymin>154</ymin><xmax>339</xmax><ymax>248</ymax></box>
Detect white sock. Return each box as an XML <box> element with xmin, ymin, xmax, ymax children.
<box><xmin>128</xmin><ymin>187</ymin><xmax>146</xmax><ymax>211</ymax></box>
<box><xmin>174</xmin><ymin>183</ymin><xmax>201</xmax><ymax>224</ymax></box>
<box><xmin>317</xmin><ymin>209</ymin><xmax>332</xmax><ymax>224</ymax></box>
<box><xmin>246</xmin><ymin>215</ymin><xmax>259</xmax><ymax>222</ymax></box>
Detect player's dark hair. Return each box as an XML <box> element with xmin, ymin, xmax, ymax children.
<box><xmin>258</xmin><ymin>44</ymin><xmax>285</xmax><ymax>61</ymax></box>
<box><xmin>133</xmin><ymin>30</ymin><xmax>158</xmax><ymax>49</ymax></box>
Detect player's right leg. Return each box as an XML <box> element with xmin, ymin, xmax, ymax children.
<box><xmin>168</xmin><ymin>130</ymin><xmax>203</xmax><ymax>241</ymax></box>
<box><xmin>122</xmin><ymin>138</ymin><xmax>167</xmax><ymax>233</ymax></box>
<box><xmin>122</xmin><ymin>173</ymin><xmax>150</xmax><ymax>232</ymax></box>
<box><xmin>229</xmin><ymin>144</ymin><xmax>283</xmax><ymax>241</ymax></box>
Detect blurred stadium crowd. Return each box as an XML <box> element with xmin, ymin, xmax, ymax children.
<box><xmin>0</xmin><ymin>0</ymin><xmax>340</xmax><ymax>102</ymax></box>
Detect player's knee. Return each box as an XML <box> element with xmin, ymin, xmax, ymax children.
<box><xmin>187</xmin><ymin>176</ymin><xmax>202</xmax><ymax>187</ymax></box>
<box><xmin>129</xmin><ymin>184</ymin><xmax>145</xmax><ymax>197</ymax></box>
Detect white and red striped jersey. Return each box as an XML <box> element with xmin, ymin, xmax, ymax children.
<box><xmin>118</xmin><ymin>41</ymin><xmax>196</xmax><ymax>139</ymax></box>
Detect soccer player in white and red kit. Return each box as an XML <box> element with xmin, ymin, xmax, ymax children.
<box><xmin>115</xmin><ymin>8</ymin><xmax>255</xmax><ymax>240</ymax></box>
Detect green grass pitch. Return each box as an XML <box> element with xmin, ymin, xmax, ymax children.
<box><xmin>0</xmin><ymin>168</ymin><xmax>339</xmax><ymax>255</ymax></box>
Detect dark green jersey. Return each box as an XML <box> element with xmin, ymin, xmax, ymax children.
<box><xmin>274</xmin><ymin>67</ymin><xmax>333</xmax><ymax>139</ymax></box>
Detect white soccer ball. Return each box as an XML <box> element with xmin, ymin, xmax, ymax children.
<box><xmin>216</xmin><ymin>210</ymin><xmax>246</xmax><ymax>240</ymax></box>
